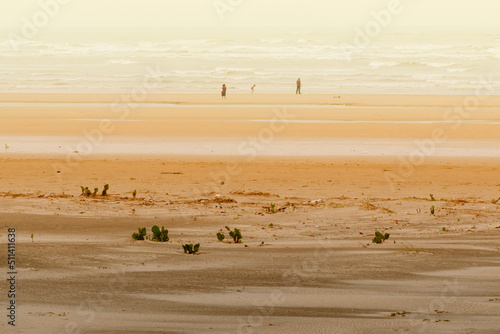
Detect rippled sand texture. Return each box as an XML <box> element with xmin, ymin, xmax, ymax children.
<box><xmin>1</xmin><ymin>94</ymin><xmax>500</xmax><ymax>334</ymax></box>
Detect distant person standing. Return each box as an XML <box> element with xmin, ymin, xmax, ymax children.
<box><xmin>251</xmin><ymin>85</ymin><xmax>256</xmax><ymax>94</ymax></box>
<box><xmin>296</xmin><ymin>78</ymin><xmax>301</xmax><ymax>94</ymax></box>
<box><xmin>221</xmin><ymin>84</ymin><xmax>227</xmax><ymax>99</ymax></box>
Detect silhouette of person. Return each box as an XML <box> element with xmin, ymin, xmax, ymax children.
<box><xmin>221</xmin><ymin>84</ymin><xmax>227</xmax><ymax>99</ymax></box>
<box><xmin>296</xmin><ymin>78</ymin><xmax>301</xmax><ymax>94</ymax></box>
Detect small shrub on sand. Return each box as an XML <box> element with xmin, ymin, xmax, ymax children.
<box><xmin>221</xmin><ymin>226</ymin><xmax>242</xmax><ymax>243</ymax></box>
<box><xmin>182</xmin><ymin>243</ymin><xmax>200</xmax><ymax>254</ymax></box>
<box><xmin>102</xmin><ymin>184</ymin><xmax>109</xmax><ymax>196</ymax></box>
<box><xmin>151</xmin><ymin>225</ymin><xmax>169</xmax><ymax>242</ymax></box>
<box><xmin>267</xmin><ymin>203</ymin><xmax>277</xmax><ymax>214</ymax></box>
<box><xmin>132</xmin><ymin>227</ymin><xmax>146</xmax><ymax>240</ymax></box>
<box><xmin>216</xmin><ymin>232</ymin><xmax>225</xmax><ymax>242</ymax></box>
<box><xmin>80</xmin><ymin>184</ymin><xmax>109</xmax><ymax>197</ymax></box>
<box><xmin>372</xmin><ymin>231</ymin><xmax>390</xmax><ymax>244</ymax></box>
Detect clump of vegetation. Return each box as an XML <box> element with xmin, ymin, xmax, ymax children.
<box><xmin>81</xmin><ymin>186</ymin><xmax>91</xmax><ymax>197</ymax></box>
<box><xmin>216</xmin><ymin>226</ymin><xmax>243</xmax><ymax>243</ymax></box>
<box><xmin>430</xmin><ymin>205</ymin><xmax>435</xmax><ymax>215</ymax></box>
<box><xmin>102</xmin><ymin>184</ymin><xmax>109</xmax><ymax>196</ymax></box>
<box><xmin>442</xmin><ymin>227</ymin><xmax>447</xmax><ymax>232</ymax></box>
<box><xmin>132</xmin><ymin>189</ymin><xmax>137</xmax><ymax>198</ymax></box>
<box><xmin>132</xmin><ymin>227</ymin><xmax>146</xmax><ymax>240</ymax></box>
<box><xmin>263</xmin><ymin>202</ymin><xmax>290</xmax><ymax>214</ymax></box>
<box><xmin>267</xmin><ymin>203</ymin><xmax>277</xmax><ymax>214</ymax></box>
<box><xmin>151</xmin><ymin>225</ymin><xmax>169</xmax><ymax>242</ymax></box>
<box><xmin>372</xmin><ymin>231</ymin><xmax>390</xmax><ymax>244</ymax></box>
<box><xmin>430</xmin><ymin>194</ymin><xmax>436</xmax><ymax>201</ymax></box>
<box><xmin>216</xmin><ymin>232</ymin><xmax>225</xmax><ymax>242</ymax></box>
<box><xmin>182</xmin><ymin>243</ymin><xmax>200</xmax><ymax>254</ymax></box>
<box><xmin>226</xmin><ymin>226</ymin><xmax>242</xmax><ymax>243</ymax></box>
<box><xmin>80</xmin><ymin>184</ymin><xmax>109</xmax><ymax>197</ymax></box>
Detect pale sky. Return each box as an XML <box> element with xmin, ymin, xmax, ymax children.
<box><xmin>1</xmin><ymin>0</ymin><xmax>499</xmax><ymax>29</ymax></box>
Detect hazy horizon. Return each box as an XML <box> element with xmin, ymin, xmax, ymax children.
<box><xmin>1</xmin><ymin>0</ymin><xmax>499</xmax><ymax>30</ymax></box>
<box><xmin>1</xmin><ymin>0</ymin><xmax>498</xmax><ymax>95</ymax></box>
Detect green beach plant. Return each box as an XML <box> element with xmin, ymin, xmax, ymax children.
<box><xmin>151</xmin><ymin>225</ymin><xmax>169</xmax><ymax>242</ymax></box>
<box><xmin>216</xmin><ymin>232</ymin><xmax>225</xmax><ymax>242</ymax></box>
<box><xmin>182</xmin><ymin>243</ymin><xmax>200</xmax><ymax>254</ymax></box>
<box><xmin>263</xmin><ymin>202</ymin><xmax>278</xmax><ymax>214</ymax></box>
<box><xmin>132</xmin><ymin>227</ymin><xmax>146</xmax><ymax>240</ymax></box>
<box><xmin>225</xmin><ymin>225</ymin><xmax>242</xmax><ymax>243</ymax></box>
<box><xmin>102</xmin><ymin>184</ymin><xmax>109</xmax><ymax>196</ymax></box>
<box><xmin>430</xmin><ymin>205</ymin><xmax>435</xmax><ymax>215</ymax></box>
<box><xmin>372</xmin><ymin>231</ymin><xmax>390</xmax><ymax>244</ymax></box>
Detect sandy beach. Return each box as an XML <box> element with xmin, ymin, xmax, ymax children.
<box><xmin>1</xmin><ymin>94</ymin><xmax>500</xmax><ymax>333</ymax></box>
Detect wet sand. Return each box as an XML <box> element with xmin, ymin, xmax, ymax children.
<box><xmin>1</xmin><ymin>94</ymin><xmax>500</xmax><ymax>333</ymax></box>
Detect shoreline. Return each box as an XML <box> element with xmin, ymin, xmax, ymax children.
<box><xmin>1</xmin><ymin>93</ymin><xmax>500</xmax><ymax>106</ymax></box>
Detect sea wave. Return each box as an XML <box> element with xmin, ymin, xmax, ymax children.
<box><xmin>369</xmin><ymin>61</ymin><xmax>399</xmax><ymax>69</ymax></box>
<box><xmin>106</xmin><ymin>59</ymin><xmax>136</xmax><ymax>65</ymax></box>
<box><xmin>0</xmin><ymin>32</ymin><xmax>496</xmax><ymax>94</ymax></box>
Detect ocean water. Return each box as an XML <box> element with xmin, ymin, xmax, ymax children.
<box><xmin>1</xmin><ymin>28</ymin><xmax>498</xmax><ymax>94</ymax></box>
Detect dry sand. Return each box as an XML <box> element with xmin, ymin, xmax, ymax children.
<box><xmin>1</xmin><ymin>94</ymin><xmax>500</xmax><ymax>334</ymax></box>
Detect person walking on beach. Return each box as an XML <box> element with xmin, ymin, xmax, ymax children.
<box><xmin>221</xmin><ymin>84</ymin><xmax>227</xmax><ymax>99</ymax></box>
<box><xmin>296</xmin><ymin>78</ymin><xmax>301</xmax><ymax>94</ymax></box>
<box><xmin>251</xmin><ymin>85</ymin><xmax>255</xmax><ymax>94</ymax></box>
